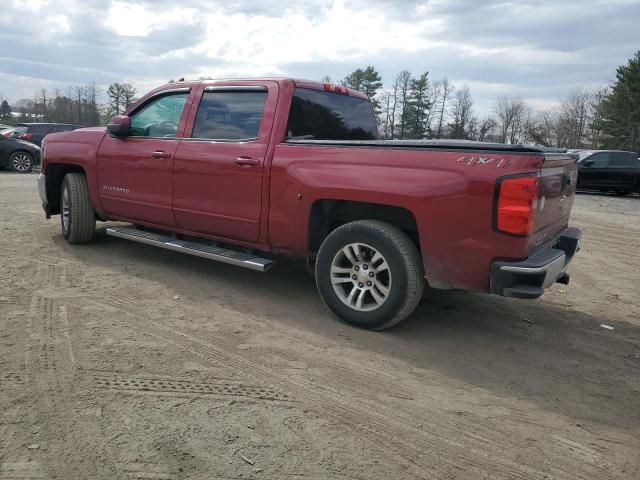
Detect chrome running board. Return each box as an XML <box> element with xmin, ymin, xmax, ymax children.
<box><xmin>106</xmin><ymin>226</ymin><xmax>275</xmax><ymax>272</ymax></box>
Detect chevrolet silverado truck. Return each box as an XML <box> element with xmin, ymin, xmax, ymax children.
<box><xmin>37</xmin><ymin>78</ymin><xmax>581</xmax><ymax>330</ymax></box>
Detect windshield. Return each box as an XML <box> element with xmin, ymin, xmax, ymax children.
<box><xmin>577</xmin><ymin>151</ymin><xmax>596</xmax><ymax>161</ymax></box>
<box><xmin>286</xmin><ymin>88</ymin><xmax>378</xmax><ymax>140</ymax></box>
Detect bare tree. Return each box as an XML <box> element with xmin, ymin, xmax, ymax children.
<box><xmin>556</xmin><ymin>88</ymin><xmax>592</xmax><ymax>148</ymax></box>
<box><xmin>434</xmin><ymin>77</ymin><xmax>453</xmax><ymax>138</ymax></box>
<box><xmin>494</xmin><ymin>95</ymin><xmax>528</xmax><ymax>144</ymax></box>
<box><xmin>378</xmin><ymin>91</ymin><xmax>392</xmax><ymax>139</ymax></box>
<box><xmin>393</xmin><ymin>70</ymin><xmax>412</xmax><ymax>139</ymax></box>
<box><xmin>526</xmin><ymin>110</ymin><xmax>558</xmax><ymax>147</ymax></box>
<box><xmin>448</xmin><ymin>85</ymin><xmax>474</xmax><ymax>139</ymax></box>
<box><xmin>475</xmin><ymin>117</ymin><xmax>497</xmax><ymax>142</ymax></box>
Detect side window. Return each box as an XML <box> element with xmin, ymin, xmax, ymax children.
<box><xmin>130</xmin><ymin>93</ymin><xmax>189</xmax><ymax>138</ymax></box>
<box><xmin>610</xmin><ymin>152</ymin><xmax>635</xmax><ymax>167</ymax></box>
<box><xmin>586</xmin><ymin>153</ymin><xmax>610</xmax><ymax>168</ymax></box>
<box><xmin>191</xmin><ymin>89</ymin><xmax>267</xmax><ymax>140</ymax></box>
<box><xmin>56</xmin><ymin>125</ymin><xmax>77</xmax><ymax>132</ymax></box>
<box><xmin>30</xmin><ymin>125</ymin><xmax>53</xmax><ymax>135</ymax></box>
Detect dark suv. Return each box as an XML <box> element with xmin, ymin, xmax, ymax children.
<box><xmin>11</xmin><ymin>123</ymin><xmax>81</xmax><ymax>147</ymax></box>
<box><xmin>576</xmin><ymin>150</ymin><xmax>640</xmax><ymax>195</ymax></box>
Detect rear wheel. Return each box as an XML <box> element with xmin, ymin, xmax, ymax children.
<box><xmin>60</xmin><ymin>173</ymin><xmax>95</xmax><ymax>244</ymax></box>
<box><xmin>9</xmin><ymin>151</ymin><xmax>34</xmax><ymax>173</ymax></box>
<box><xmin>315</xmin><ymin>220</ymin><xmax>424</xmax><ymax>330</ymax></box>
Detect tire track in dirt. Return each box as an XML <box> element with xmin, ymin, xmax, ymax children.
<box><xmin>0</xmin><ymin>372</ymin><xmax>26</xmax><ymax>389</ymax></box>
<box><xmin>73</xmin><ymin>294</ymin><xmax>625</xmax><ymax>480</ymax></box>
<box><xmin>119</xmin><ymin>462</ymin><xmax>176</xmax><ymax>480</ymax></box>
<box><xmin>91</xmin><ymin>372</ymin><xmax>291</xmax><ymax>402</ymax></box>
<box><xmin>0</xmin><ymin>461</ymin><xmax>47</xmax><ymax>480</ymax></box>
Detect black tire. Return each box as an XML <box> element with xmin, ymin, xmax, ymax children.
<box><xmin>315</xmin><ymin>220</ymin><xmax>424</xmax><ymax>330</ymax></box>
<box><xmin>60</xmin><ymin>173</ymin><xmax>95</xmax><ymax>244</ymax></box>
<box><xmin>615</xmin><ymin>189</ymin><xmax>630</xmax><ymax>196</ymax></box>
<box><xmin>9</xmin><ymin>151</ymin><xmax>34</xmax><ymax>173</ymax></box>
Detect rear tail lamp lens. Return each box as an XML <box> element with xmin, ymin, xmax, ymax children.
<box><xmin>496</xmin><ymin>176</ymin><xmax>540</xmax><ymax>235</ymax></box>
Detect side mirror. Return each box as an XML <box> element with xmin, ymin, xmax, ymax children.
<box><xmin>582</xmin><ymin>160</ymin><xmax>594</xmax><ymax>167</ymax></box>
<box><xmin>107</xmin><ymin>115</ymin><xmax>131</xmax><ymax>137</ymax></box>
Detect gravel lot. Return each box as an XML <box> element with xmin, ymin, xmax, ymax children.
<box><xmin>1</xmin><ymin>172</ymin><xmax>639</xmax><ymax>480</ymax></box>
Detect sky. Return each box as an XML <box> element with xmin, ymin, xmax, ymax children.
<box><xmin>0</xmin><ymin>0</ymin><xmax>638</xmax><ymax>115</ymax></box>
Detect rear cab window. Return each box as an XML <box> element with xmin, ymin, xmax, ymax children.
<box><xmin>286</xmin><ymin>88</ymin><xmax>378</xmax><ymax>140</ymax></box>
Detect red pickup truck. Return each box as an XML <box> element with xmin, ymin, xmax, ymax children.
<box><xmin>37</xmin><ymin>78</ymin><xmax>581</xmax><ymax>330</ymax></box>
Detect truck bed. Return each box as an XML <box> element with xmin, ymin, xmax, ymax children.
<box><xmin>285</xmin><ymin>138</ymin><xmax>568</xmax><ymax>154</ymax></box>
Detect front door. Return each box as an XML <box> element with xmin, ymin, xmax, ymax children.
<box><xmin>172</xmin><ymin>82</ymin><xmax>278</xmax><ymax>242</ymax></box>
<box><xmin>98</xmin><ymin>89</ymin><xmax>191</xmax><ymax>226</ymax></box>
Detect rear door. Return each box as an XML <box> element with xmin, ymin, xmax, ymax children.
<box><xmin>172</xmin><ymin>82</ymin><xmax>278</xmax><ymax>242</ymax></box>
<box><xmin>579</xmin><ymin>152</ymin><xmax>610</xmax><ymax>189</ymax></box>
<box><xmin>607</xmin><ymin>152</ymin><xmax>637</xmax><ymax>191</ymax></box>
<box><xmin>97</xmin><ymin>88</ymin><xmax>192</xmax><ymax>226</ymax></box>
<box><xmin>29</xmin><ymin>124</ymin><xmax>54</xmax><ymax>146</ymax></box>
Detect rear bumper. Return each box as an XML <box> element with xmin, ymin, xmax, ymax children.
<box><xmin>490</xmin><ymin>227</ymin><xmax>581</xmax><ymax>299</ymax></box>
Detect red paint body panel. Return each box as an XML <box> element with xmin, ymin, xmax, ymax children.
<box><xmin>268</xmin><ymin>144</ymin><xmax>543</xmax><ymax>290</ymax></box>
<box><xmin>40</xmin><ymin>78</ymin><xmax>577</xmax><ymax>294</ymax></box>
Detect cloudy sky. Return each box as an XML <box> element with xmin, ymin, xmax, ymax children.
<box><xmin>1</xmin><ymin>0</ymin><xmax>638</xmax><ymax>114</ymax></box>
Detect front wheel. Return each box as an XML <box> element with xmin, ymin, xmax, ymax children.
<box><xmin>9</xmin><ymin>151</ymin><xmax>34</xmax><ymax>173</ymax></box>
<box><xmin>315</xmin><ymin>220</ymin><xmax>424</xmax><ymax>330</ymax></box>
<box><xmin>60</xmin><ymin>173</ymin><xmax>96</xmax><ymax>244</ymax></box>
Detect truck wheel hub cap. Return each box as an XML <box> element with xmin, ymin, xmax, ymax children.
<box><xmin>330</xmin><ymin>242</ymin><xmax>392</xmax><ymax>312</ymax></box>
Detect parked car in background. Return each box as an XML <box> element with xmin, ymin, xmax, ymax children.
<box><xmin>576</xmin><ymin>150</ymin><xmax>640</xmax><ymax>195</ymax></box>
<box><xmin>0</xmin><ymin>134</ymin><xmax>40</xmax><ymax>173</ymax></box>
<box><xmin>0</xmin><ymin>124</ymin><xmax>12</xmax><ymax>130</ymax></box>
<box><xmin>11</xmin><ymin>123</ymin><xmax>81</xmax><ymax>146</ymax></box>
<box><xmin>1</xmin><ymin>127</ymin><xmax>15</xmax><ymax>137</ymax></box>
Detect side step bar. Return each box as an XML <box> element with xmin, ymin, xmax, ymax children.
<box><xmin>106</xmin><ymin>226</ymin><xmax>275</xmax><ymax>272</ymax></box>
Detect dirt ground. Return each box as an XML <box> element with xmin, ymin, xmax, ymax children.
<box><xmin>1</xmin><ymin>171</ymin><xmax>639</xmax><ymax>480</ymax></box>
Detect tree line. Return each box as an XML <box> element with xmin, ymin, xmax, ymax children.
<box><xmin>1</xmin><ymin>50</ymin><xmax>637</xmax><ymax>152</ymax></box>
<box><xmin>333</xmin><ymin>50</ymin><xmax>639</xmax><ymax>152</ymax></box>
<box><xmin>0</xmin><ymin>82</ymin><xmax>138</xmax><ymax>127</ymax></box>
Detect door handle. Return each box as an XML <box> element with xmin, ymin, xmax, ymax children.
<box><xmin>151</xmin><ymin>151</ymin><xmax>172</xmax><ymax>159</ymax></box>
<box><xmin>234</xmin><ymin>156</ymin><xmax>261</xmax><ymax>167</ymax></box>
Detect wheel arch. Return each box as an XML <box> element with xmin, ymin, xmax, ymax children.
<box><xmin>45</xmin><ymin>163</ymin><xmax>87</xmax><ymax>215</ymax></box>
<box><xmin>308</xmin><ymin>199</ymin><xmax>420</xmax><ymax>255</ymax></box>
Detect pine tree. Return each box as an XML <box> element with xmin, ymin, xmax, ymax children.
<box><xmin>343</xmin><ymin>66</ymin><xmax>383</xmax><ymax>112</ymax></box>
<box><xmin>0</xmin><ymin>100</ymin><xmax>11</xmax><ymax>120</ymax></box>
<box><xmin>106</xmin><ymin>82</ymin><xmax>138</xmax><ymax>116</ymax></box>
<box><xmin>599</xmin><ymin>51</ymin><xmax>640</xmax><ymax>152</ymax></box>
<box><xmin>404</xmin><ymin>72</ymin><xmax>430</xmax><ymax>139</ymax></box>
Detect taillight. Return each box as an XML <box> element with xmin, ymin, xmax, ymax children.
<box><xmin>495</xmin><ymin>175</ymin><xmax>540</xmax><ymax>236</ymax></box>
<box><xmin>323</xmin><ymin>83</ymin><xmax>349</xmax><ymax>95</ymax></box>
<box><xmin>18</xmin><ymin>133</ymin><xmax>33</xmax><ymax>140</ymax></box>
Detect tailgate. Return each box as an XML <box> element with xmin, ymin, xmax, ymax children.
<box><xmin>529</xmin><ymin>153</ymin><xmax>578</xmax><ymax>252</ymax></box>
